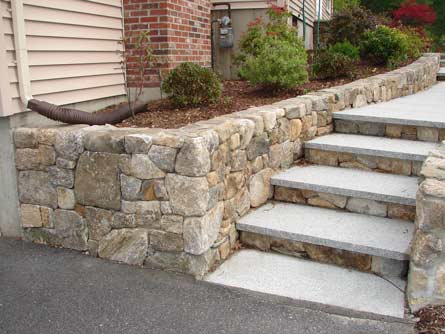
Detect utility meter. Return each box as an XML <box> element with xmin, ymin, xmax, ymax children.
<box><xmin>219</xmin><ymin>15</ymin><xmax>234</xmax><ymax>48</ymax></box>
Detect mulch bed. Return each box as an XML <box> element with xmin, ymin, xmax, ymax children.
<box><xmin>108</xmin><ymin>63</ymin><xmax>390</xmax><ymax>129</ymax></box>
<box><xmin>415</xmin><ymin>305</ymin><xmax>445</xmax><ymax>334</ymax></box>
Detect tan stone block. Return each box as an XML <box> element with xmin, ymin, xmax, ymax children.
<box><xmin>417</xmin><ymin>127</ymin><xmax>439</xmax><ymax>142</ymax></box>
<box><xmin>307</xmin><ymin>149</ymin><xmax>338</xmax><ymax>166</ymax></box>
<box><xmin>229</xmin><ymin>133</ymin><xmax>240</xmax><ymax>150</ymax></box>
<box><xmin>440</xmin><ymin>129</ymin><xmax>445</xmax><ymax>141</ymax></box>
<box><xmin>270</xmin><ymin>238</ymin><xmax>305</xmax><ymax>256</ymax></box>
<box><xmin>376</xmin><ymin>158</ymin><xmax>411</xmax><ymax>175</ymax></box>
<box><xmin>401</xmin><ymin>126</ymin><xmax>417</xmax><ymax>140</ymax></box>
<box><xmin>301</xmin><ymin>189</ymin><xmax>318</xmax><ymax>198</ymax></box>
<box><xmin>411</xmin><ymin>232</ymin><xmax>443</xmax><ymax>267</ymax></box>
<box><xmin>416</xmin><ymin>191</ymin><xmax>445</xmax><ymax>230</ymax></box>
<box><xmin>304</xmin><ymin>243</ymin><xmax>372</xmax><ymax>272</ymax></box>
<box><xmin>57</xmin><ymin>187</ymin><xmax>75</xmax><ymax>210</ymax></box>
<box><xmin>37</xmin><ymin>129</ymin><xmax>57</xmax><ymax>146</ymax></box>
<box><xmin>388</xmin><ymin>204</ymin><xmax>416</xmax><ymax>221</ymax></box>
<box><xmin>289</xmin><ymin>119</ymin><xmax>302</xmax><ymax>141</ymax></box>
<box><xmin>356</xmin><ymin>155</ymin><xmax>378</xmax><ymax>169</ymax></box>
<box><xmin>224</xmin><ymin>172</ymin><xmax>245</xmax><ymax>200</ymax></box>
<box><xmin>20</xmin><ymin>204</ymin><xmax>53</xmax><ymax>228</ymax></box>
<box><xmin>249</xmin><ymin>168</ymin><xmax>273</xmax><ymax>207</ymax></box>
<box><xmin>385</xmin><ymin>125</ymin><xmax>402</xmax><ymax>138</ymax></box>
<box><xmin>319</xmin><ymin>193</ymin><xmax>348</xmax><ymax>209</ymax></box>
<box><xmin>240</xmin><ymin>231</ymin><xmax>270</xmax><ymax>251</ymax></box>
<box><xmin>219</xmin><ymin>239</ymin><xmax>231</xmax><ymax>260</ymax></box>
<box><xmin>337</xmin><ymin>152</ymin><xmax>354</xmax><ymax>163</ymax></box>
<box><xmin>317</xmin><ymin>124</ymin><xmax>334</xmax><ymax>136</ymax></box>
<box><xmin>302</xmin><ymin>115</ymin><xmax>313</xmax><ymax>132</ymax></box>
<box><xmin>412</xmin><ymin>161</ymin><xmax>423</xmax><ymax>176</ymax></box>
<box><xmin>407</xmin><ymin>266</ymin><xmax>429</xmax><ymax>301</ymax></box>
<box><xmin>308</xmin><ymin>197</ymin><xmax>337</xmax><ymax>209</ymax></box>
<box><xmin>274</xmin><ymin>186</ymin><xmax>305</xmax><ymax>203</ymax></box>
<box><xmin>339</xmin><ymin>161</ymin><xmax>372</xmax><ymax>171</ymax></box>
<box><xmin>141</xmin><ymin>181</ymin><xmax>157</xmax><ymax>201</ymax></box>
<box><xmin>206</xmin><ymin>171</ymin><xmax>219</xmax><ymax>187</ymax></box>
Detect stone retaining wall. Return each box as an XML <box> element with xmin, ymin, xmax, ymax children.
<box><xmin>408</xmin><ymin>143</ymin><xmax>445</xmax><ymax>311</ymax></box>
<box><xmin>13</xmin><ymin>54</ymin><xmax>440</xmax><ymax>277</ymax></box>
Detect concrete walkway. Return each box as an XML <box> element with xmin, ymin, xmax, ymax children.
<box><xmin>0</xmin><ymin>239</ymin><xmax>412</xmax><ymax>334</ymax></box>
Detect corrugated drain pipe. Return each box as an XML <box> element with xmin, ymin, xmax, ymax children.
<box><xmin>11</xmin><ymin>0</ymin><xmax>145</xmax><ymax>125</ymax></box>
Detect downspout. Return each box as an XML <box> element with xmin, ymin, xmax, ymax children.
<box><xmin>10</xmin><ymin>0</ymin><xmax>32</xmax><ymax>107</ymax></box>
<box><xmin>317</xmin><ymin>0</ymin><xmax>321</xmax><ymax>52</ymax></box>
<box><xmin>302</xmin><ymin>0</ymin><xmax>306</xmax><ymax>47</ymax></box>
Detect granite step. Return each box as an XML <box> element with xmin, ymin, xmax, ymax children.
<box><xmin>238</xmin><ymin>202</ymin><xmax>414</xmax><ymax>261</ymax></box>
<box><xmin>333</xmin><ymin>83</ymin><xmax>445</xmax><ymax>141</ymax></box>
<box><xmin>271</xmin><ymin>165</ymin><xmax>417</xmax><ymax>209</ymax></box>
<box><xmin>205</xmin><ymin>249</ymin><xmax>409</xmax><ymax>322</ymax></box>
<box><xmin>305</xmin><ymin>133</ymin><xmax>438</xmax><ymax>176</ymax></box>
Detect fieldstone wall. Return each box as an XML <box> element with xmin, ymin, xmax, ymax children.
<box><xmin>408</xmin><ymin>143</ymin><xmax>445</xmax><ymax>311</ymax></box>
<box><xmin>13</xmin><ymin>54</ymin><xmax>439</xmax><ymax>277</ymax></box>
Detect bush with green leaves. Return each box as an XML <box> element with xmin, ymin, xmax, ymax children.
<box><xmin>360</xmin><ymin>25</ymin><xmax>410</xmax><ymax>67</ymax></box>
<box><xmin>326</xmin><ymin>6</ymin><xmax>381</xmax><ymax>46</ymax></box>
<box><xmin>162</xmin><ymin>63</ymin><xmax>222</xmax><ymax>107</ymax></box>
<box><xmin>239</xmin><ymin>38</ymin><xmax>308</xmax><ymax>89</ymax></box>
<box><xmin>398</xmin><ymin>26</ymin><xmax>426</xmax><ymax>60</ymax></box>
<box><xmin>312</xmin><ymin>51</ymin><xmax>356</xmax><ymax>80</ymax></box>
<box><xmin>236</xmin><ymin>8</ymin><xmax>308</xmax><ymax>89</ymax></box>
<box><xmin>328</xmin><ymin>41</ymin><xmax>360</xmax><ymax>60</ymax></box>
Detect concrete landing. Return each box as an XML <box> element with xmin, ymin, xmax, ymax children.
<box><xmin>237</xmin><ymin>202</ymin><xmax>414</xmax><ymax>260</ymax></box>
<box><xmin>271</xmin><ymin>165</ymin><xmax>418</xmax><ymax>206</ymax></box>
<box><xmin>206</xmin><ymin>250</ymin><xmax>407</xmax><ymax>321</ymax></box>
<box><xmin>305</xmin><ymin>133</ymin><xmax>438</xmax><ymax>161</ymax></box>
<box><xmin>333</xmin><ymin>83</ymin><xmax>445</xmax><ymax>128</ymax></box>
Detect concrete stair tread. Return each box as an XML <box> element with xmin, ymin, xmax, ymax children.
<box><xmin>333</xmin><ymin>83</ymin><xmax>445</xmax><ymax>128</ymax></box>
<box><xmin>305</xmin><ymin>133</ymin><xmax>438</xmax><ymax>161</ymax></box>
<box><xmin>205</xmin><ymin>250</ymin><xmax>407</xmax><ymax>320</ymax></box>
<box><xmin>238</xmin><ymin>202</ymin><xmax>414</xmax><ymax>260</ymax></box>
<box><xmin>271</xmin><ymin>165</ymin><xmax>418</xmax><ymax>206</ymax></box>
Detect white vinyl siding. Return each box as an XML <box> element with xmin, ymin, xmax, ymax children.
<box><xmin>0</xmin><ymin>0</ymin><xmax>125</xmax><ymax>117</ymax></box>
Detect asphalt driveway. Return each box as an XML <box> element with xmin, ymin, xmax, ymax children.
<box><xmin>0</xmin><ymin>238</ymin><xmax>412</xmax><ymax>334</ymax></box>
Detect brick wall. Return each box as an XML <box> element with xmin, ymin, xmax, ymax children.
<box><xmin>123</xmin><ymin>0</ymin><xmax>212</xmax><ymax>88</ymax></box>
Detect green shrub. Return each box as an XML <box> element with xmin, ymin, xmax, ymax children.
<box><xmin>239</xmin><ymin>38</ymin><xmax>308</xmax><ymax>89</ymax></box>
<box><xmin>313</xmin><ymin>50</ymin><xmax>358</xmax><ymax>80</ymax></box>
<box><xmin>162</xmin><ymin>63</ymin><xmax>222</xmax><ymax>107</ymax></box>
<box><xmin>360</xmin><ymin>25</ymin><xmax>410</xmax><ymax>67</ymax></box>
<box><xmin>327</xmin><ymin>6</ymin><xmax>381</xmax><ymax>45</ymax></box>
<box><xmin>397</xmin><ymin>26</ymin><xmax>428</xmax><ymax>59</ymax></box>
<box><xmin>328</xmin><ymin>41</ymin><xmax>360</xmax><ymax>60</ymax></box>
<box><xmin>236</xmin><ymin>8</ymin><xmax>308</xmax><ymax>89</ymax></box>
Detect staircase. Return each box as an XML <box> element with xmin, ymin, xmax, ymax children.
<box><xmin>206</xmin><ymin>82</ymin><xmax>445</xmax><ymax>327</ymax></box>
<box><xmin>438</xmin><ymin>53</ymin><xmax>445</xmax><ymax>81</ymax></box>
